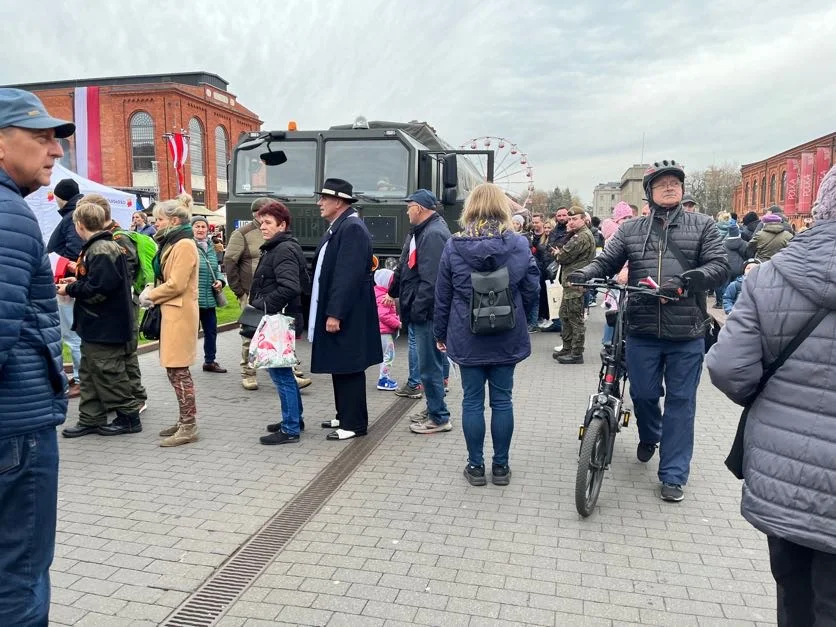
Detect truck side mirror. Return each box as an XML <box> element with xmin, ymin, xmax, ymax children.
<box><xmin>442</xmin><ymin>188</ymin><xmax>457</xmax><ymax>206</ymax></box>
<box><xmin>442</xmin><ymin>153</ymin><xmax>458</xmax><ymax>206</ymax></box>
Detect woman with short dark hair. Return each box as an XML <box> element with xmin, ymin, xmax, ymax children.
<box><xmin>249</xmin><ymin>201</ymin><xmax>308</xmax><ymax>445</ymax></box>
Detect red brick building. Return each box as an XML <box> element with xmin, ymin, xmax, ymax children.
<box><xmin>734</xmin><ymin>132</ymin><xmax>835</xmax><ymax>223</ymax></box>
<box><xmin>8</xmin><ymin>72</ymin><xmax>262</xmax><ymax>209</ymax></box>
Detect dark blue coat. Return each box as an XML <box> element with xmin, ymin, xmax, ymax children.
<box><xmin>0</xmin><ymin>169</ymin><xmax>68</xmax><ymax>437</ymax></box>
<box><xmin>433</xmin><ymin>231</ymin><xmax>540</xmax><ymax>366</ymax></box>
<box><xmin>309</xmin><ymin>209</ymin><xmax>383</xmax><ymax>374</ymax></box>
<box><xmin>46</xmin><ymin>193</ymin><xmax>84</xmax><ymax>262</ymax></box>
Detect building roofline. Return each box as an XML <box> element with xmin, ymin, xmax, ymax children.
<box><xmin>3</xmin><ymin>71</ymin><xmax>230</xmax><ymax>93</ymax></box>
<box><xmin>740</xmin><ymin>131</ymin><xmax>836</xmax><ymax>169</ymax></box>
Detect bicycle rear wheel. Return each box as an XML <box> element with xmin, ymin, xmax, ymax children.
<box><xmin>575</xmin><ymin>417</ymin><xmax>610</xmax><ymax>517</ymax></box>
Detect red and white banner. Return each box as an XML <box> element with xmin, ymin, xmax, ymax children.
<box><xmin>798</xmin><ymin>152</ymin><xmax>815</xmax><ymax>214</ymax></box>
<box><xmin>814</xmin><ymin>147</ymin><xmax>832</xmax><ymax>201</ymax></box>
<box><xmin>166</xmin><ymin>133</ymin><xmax>189</xmax><ymax>194</ymax></box>
<box><xmin>784</xmin><ymin>159</ymin><xmax>799</xmax><ymax>215</ymax></box>
<box><xmin>73</xmin><ymin>87</ymin><xmax>102</xmax><ymax>182</ymax></box>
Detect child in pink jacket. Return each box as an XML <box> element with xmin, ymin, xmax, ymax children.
<box><xmin>374</xmin><ymin>269</ymin><xmax>401</xmax><ymax>390</ymax></box>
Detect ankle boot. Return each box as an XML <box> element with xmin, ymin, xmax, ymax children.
<box><xmin>98</xmin><ymin>411</ymin><xmax>142</xmax><ymax>435</ymax></box>
<box><xmin>160</xmin><ymin>423</ymin><xmax>199</xmax><ymax>447</ymax></box>
<box><xmin>158</xmin><ymin>424</ymin><xmax>179</xmax><ymax>437</ymax></box>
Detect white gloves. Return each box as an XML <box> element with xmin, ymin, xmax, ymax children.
<box><xmin>138</xmin><ymin>285</ymin><xmax>154</xmax><ymax>309</ymax></box>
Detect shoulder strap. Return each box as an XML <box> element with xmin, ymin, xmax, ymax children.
<box><xmin>197</xmin><ymin>246</ymin><xmax>219</xmax><ymax>282</ymax></box>
<box><xmin>650</xmin><ymin>219</ymin><xmax>691</xmax><ymax>271</ymax></box>
<box><xmin>750</xmin><ymin>308</ymin><xmax>830</xmax><ymax>404</ymax></box>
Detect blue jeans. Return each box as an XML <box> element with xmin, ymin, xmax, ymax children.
<box><xmin>460</xmin><ymin>364</ymin><xmax>515</xmax><ymax>467</ymax></box>
<box><xmin>625</xmin><ymin>336</ymin><xmax>704</xmax><ymax>485</ymax></box>
<box><xmin>407</xmin><ymin>325</ymin><xmax>419</xmax><ymax>388</ymax></box>
<box><xmin>526</xmin><ymin>300</ymin><xmax>539</xmax><ymax>326</ymax></box>
<box><xmin>199</xmin><ymin>307</ymin><xmax>218</xmax><ymax>364</ymax></box>
<box><xmin>267</xmin><ymin>367</ymin><xmax>303</xmax><ymax>436</ymax></box>
<box><xmin>0</xmin><ymin>428</ymin><xmax>59</xmax><ymax>626</ymax></box>
<box><xmin>58</xmin><ymin>298</ymin><xmax>80</xmax><ymax>380</ymax></box>
<box><xmin>411</xmin><ymin>322</ymin><xmax>449</xmax><ymax>424</ymax></box>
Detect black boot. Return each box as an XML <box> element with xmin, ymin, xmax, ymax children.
<box><xmin>557</xmin><ymin>353</ymin><xmax>584</xmax><ymax>364</ymax></box>
<box><xmin>98</xmin><ymin>411</ymin><xmax>142</xmax><ymax>435</ymax></box>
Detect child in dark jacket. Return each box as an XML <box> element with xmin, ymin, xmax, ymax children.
<box><xmin>374</xmin><ymin>269</ymin><xmax>401</xmax><ymax>390</ymax></box>
<box><xmin>723</xmin><ymin>258</ymin><xmax>760</xmax><ymax>314</ymax></box>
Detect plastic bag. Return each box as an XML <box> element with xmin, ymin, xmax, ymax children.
<box><xmin>248</xmin><ymin>313</ymin><xmax>297</xmax><ymax>369</ymax></box>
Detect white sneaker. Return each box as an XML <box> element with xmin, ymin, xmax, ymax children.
<box><xmin>553</xmin><ymin>345</ymin><xmax>563</xmax><ymax>352</ymax></box>
<box><xmin>138</xmin><ymin>402</ymin><xmax>148</xmax><ymax>415</ymax></box>
<box><xmin>538</xmin><ymin>319</ymin><xmax>552</xmax><ymax>328</ymax></box>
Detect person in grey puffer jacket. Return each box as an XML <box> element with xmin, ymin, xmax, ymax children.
<box><xmin>706</xmin><ymin>164</ymin><xmax>836</xmax><ymax>626</ymax></box>
<box><xmin>570</xmin><ymin>160</ymin><xmax>729</xmax><ymax>503</ymax></box>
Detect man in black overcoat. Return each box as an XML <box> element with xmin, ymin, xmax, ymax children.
<box><xmin>308</xmin><ymin>178</ymin><xmax>383</xmax><ymax>440</ymax></box>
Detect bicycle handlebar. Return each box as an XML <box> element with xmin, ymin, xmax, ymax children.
<box><xmin>568</xmin><ymin>277</ymin><xmax>675</xmax><ymax>299</ymax></box>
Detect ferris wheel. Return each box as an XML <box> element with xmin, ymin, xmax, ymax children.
<box><xmin>459</xmin><ymin>136</ymin><xmax>535</xmax><ymax>206</ymax></box>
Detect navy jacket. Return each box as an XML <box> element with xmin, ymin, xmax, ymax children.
<box><xmin>389</xmin><ymin>212</ymin><xmax>451</xmax><ymax>325</ymax></box>
<box><xmin>47</xmin><ymin>193</ymin><xmax>84</xmax><ymax>262</ymax></box>
<box><xmin>0</xmin><ymin>169</ymin><xmax>68</xmax><ymax>437</ymax></box>
<box><xmin>434</xmin><ymin>231</ymin><xmax>540</xmax><ymax>366</ymax></box>
<box><xmin>309</xmin><ymin>209</ymin><xmax>383</xmax><ymax>374</ymax></box>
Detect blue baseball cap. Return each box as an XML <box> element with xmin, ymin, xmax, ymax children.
<box><xmin>404</xmin><ymin>189</ymin><xmax>439</xmax><ymax>210</ymax></box>
<box><xmin>0</xmin><ymin>88</ymin><xmax>75</xmax><ymax>138</ymax></box>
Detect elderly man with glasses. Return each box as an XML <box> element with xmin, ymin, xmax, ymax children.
<box><xmin>568</xmin><ymin>160</ymin><xmax>729</xmax><ymax>503</ymax></box>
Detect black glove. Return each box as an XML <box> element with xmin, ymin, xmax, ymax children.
<box><xmin>680</xmin><ymin>269</ymin><xmax>708</xmax><ymax>292</ymax></box>
<box><xmin>567</xmin><ymin>271</ymin><xmax>586</xmax><ymax>285</ymax></box>
<box><xmin>659</xmin><ymin>276</ymin><xmax>685</xmax><ymax>300</ymax></box>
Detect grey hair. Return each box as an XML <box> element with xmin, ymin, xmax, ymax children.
<box><xmin>153</xmin><ymin>199</ymin><xmax>191</xmax><ymax>224</ymax></box>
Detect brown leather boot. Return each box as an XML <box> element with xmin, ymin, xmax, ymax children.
<box><xmin>160</xmin><ymin>423</ymin><xmax>198</xmax><ymax>447</ymax></box>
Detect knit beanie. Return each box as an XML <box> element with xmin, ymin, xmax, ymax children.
<box><xmin>761</xmin><ymin>213</ymin><xmax>782</xmax><ymax>224</ymax></box>
<box><xmin>727</xmin><ymin>222</ymin><xmax>741</xmax><ymax>238</ymax></box>
<box><xmin>191</xmin><ymin>215</ymin><xmax>209</xmax><ymax>227</ymax></box>
<box><xmin>812</xmin><ymin>165</ymin><xmax>836</xmax><ymax>223</ymax></box>
<box><xmin>54</xmin><ymin>178</ymin><xmax>79</xmax><ymax>201</ymax></box>
<box><xmin>742</xmin><ymin>211</ymin><xmax>759</xmax><ymax>226</ymax></box>
<box><xmin>612</xmin><ymin>201</ymin><xmax>633</xmax><ymax>222</ymax></box>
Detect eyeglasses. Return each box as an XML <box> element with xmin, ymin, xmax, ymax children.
<box><xmin>651</xmin><ymin>181</ymin><xmax>681</xmax><ymax>191</ymax></box>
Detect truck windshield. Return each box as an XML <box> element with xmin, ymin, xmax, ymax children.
<box><xmin>324</xmin><ymin>139</ymin><xmax>409</xmax><ymax>198</ymax></box>
<box><xmin>234</xmin><ymin>140</ymin><xmax>317</xmax><ymax>196</ymax></box>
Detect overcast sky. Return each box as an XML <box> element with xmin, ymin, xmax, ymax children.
<box><xmin>2</xmin><ymin>0</ymin><xmax>833</xmax><ymax>202</ymax></box>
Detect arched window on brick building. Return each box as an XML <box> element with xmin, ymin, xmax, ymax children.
<box><xmin>745</xmin><ymin>182</ymin><xmax>749</xmax><ymax>206</ymax></box>
<box><xmin>188</xmin><ymin>117</ymin><xmax>205</xmax><ymax>204</ymax></box>
<box><xmin>769</xmin><ymin>174</ymin><xmax>776</xmax><ymax>204</ymax></box>
<box><xmin>781</xmin><ymin>170</ymin><xmax>787</xmax><ymax>201</ymax></box>
<box><xmin>760</xmin><ymin>176</ymin><xmax>766</xmax><ymax>206</ymax></box>
<box><xmin>752</xmin><ymin>181</ymin><xmax>757</xmax><ymax>208</ymax></box>
<box><xmin>129</xmin><ymin>111</ymin><xmax>155</xmax><ymax>188</ymax></box>
<box><xmin>215</xmin><ymin>125</ymin><xmax>229</xmax><ymax>206</ymax></box>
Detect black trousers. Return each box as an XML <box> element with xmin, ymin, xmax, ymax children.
<box><xmin>332</xmin><ymin>372</ymin><xmax>368</xmax><ymax>434</ymax></box>
<box><xmin>768</xmin><ymin>535</ymin><xmax>836</xmax><ymax>627</ymax></box>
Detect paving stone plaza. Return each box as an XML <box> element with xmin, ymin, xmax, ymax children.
<box><xmin>50</xmin><ymin>311</ymin><xmax>777</xmax><ymax>626</ymax></box>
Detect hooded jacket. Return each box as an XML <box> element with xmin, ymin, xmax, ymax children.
<box><xmin>388</xmin><ymin>212</ymin><xmax>451</xmax><ymax>325</ymax></box>
<box><xmin>574</xmin><ymin>205</ymin><xmax>729</xmax><ymax>340</ymax></box>
<box><xmin>433</xmin><ymin>231</ymin><xmax>540</xmax><ymax>366</ymax></box>
<box><xmin>748</xmin><ymin>218</ymin><xmax>793</xmax><ymax>260</ymax></box>
<box><xmin>374</xmin><ymin>269</ymin><xmax>401</xmax><ymax>335</ymax></box>
<box><xmin>0</xmin><ymin>169</ymin><xmax>67</xmax><ymax>437</ymax></box>
<box><xmin>46</xmin><ymin>193</ymin><xmax>84</xmax><ymax>263</ymax></box>
<box><xmin>706</xmin><ymin>221</ymin><xmax>836</xmax><ymax>553</ymax></box>
<box><xmin>724</xmin><ymin>225</ymin><xmax>749</xmax><ymax>278</ymax></box>
<box><xmin>249</xmin><ymin>232</ymin><xmax>307</xmax><ymax>333</ymax></box>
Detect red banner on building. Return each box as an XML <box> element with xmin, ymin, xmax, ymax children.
<box><xmin>165</xmin><ymin>133</ymin><xmax>189</xmax><ymax>194</ymax></box>
<box><xmin>814</xmin><ymin>147</ymin><xmax>832</xmax><ymax>201</ymax></box>
<box><xmin>784</xmin><ymin>158</ymin><xmax>800</xmax><ymax>215</ymax></box>
<box><xmin>798</xmin><ymin>152</ymin><xmax>815</xmax><ymax>214</ymax></box>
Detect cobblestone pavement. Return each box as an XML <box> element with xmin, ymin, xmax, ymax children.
<box><xmin>51</xmin><ymin>309</ymin><xmax>777</xmax><ymax>626</ymax></box>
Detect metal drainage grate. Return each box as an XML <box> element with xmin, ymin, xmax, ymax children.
<box><xmin>162</xmin><ymin>395</ymin><xmax>418</xmax><ymax>627</ymax></box>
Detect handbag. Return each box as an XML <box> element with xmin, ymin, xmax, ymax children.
<box><xmin>545</xmin><ymin>260</ymin><xmax>559</xmax><ymax>281</ymax></box>
<box><xmin>139</xmin><ymin>306</ymin><xmax>162</xmax><ymax>341</ymax></box>
<box><xmin>724</xmin><ymin>308</ymin><xmax>828</xmax><ymax>479</ymax></box>
<box><xmin>198</xmin><ymin>246</ymin><xmax>227</xmax><ymax>308</ymax></box>
<box><xmin>238</xmin><ymin>304</ymin><xmax>265</xmax><ymax>339</ymax></box>
<box><xmin>546</xmin><ymin>279</ymin><xmax>563</xmax><ymax>321</ymax></box>
<box><xmin>248</xmin><ymin>311</ymin><xmax>297</xmax><ymax>369</ymax></box>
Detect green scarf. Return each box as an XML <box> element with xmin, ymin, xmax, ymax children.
<box><xmin>152</xmin><ymin>224</ymin><xmax>194</xmax><ymax>281</ymax></box>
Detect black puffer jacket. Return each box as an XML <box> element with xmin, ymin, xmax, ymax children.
<box><xmin>249</xmin><ymin>232</ymin><xmax>308</xmax><ymax>331</ymax></box>
<box><xmin>576</xmin><ymin>206</ymin><xmax>729</xmax><ymax>340</ymax></box>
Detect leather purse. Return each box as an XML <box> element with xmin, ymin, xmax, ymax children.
<box><xmin>139</xmin><ymin>306</ymin><xmax>162</xmax><ymax>341</ymax></box>
<box><xmin>238</xmin><ymin>304</ymin><xmax>265</xmax><ymax>339</ymax></box>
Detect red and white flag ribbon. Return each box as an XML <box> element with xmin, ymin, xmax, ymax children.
<box><xmin>166</xmin><ymin>133</ymin><xmax>189</xmax><ymax>194</ymax></box>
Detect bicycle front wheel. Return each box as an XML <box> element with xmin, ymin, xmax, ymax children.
<box><xmin>575</xmin><ymin>417</ymin><xmax>610</xmax><ymax>517</ymax></box>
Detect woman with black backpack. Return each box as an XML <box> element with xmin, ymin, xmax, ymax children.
<box><xmin>433</xmin><ymin>183</ymin><xmax>540</xmax><ymax>487</ymax></box>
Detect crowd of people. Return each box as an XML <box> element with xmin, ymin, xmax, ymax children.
<box><xmin>2</xmin><ymin>87</ymin><xmax>836</xmax><ymax>625</ymax></box>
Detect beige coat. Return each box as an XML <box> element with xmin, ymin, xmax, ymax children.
<box><xmin>149</xmin><ymin>238</ymin><xmax>199</xmax><ymax>368</ymax></box>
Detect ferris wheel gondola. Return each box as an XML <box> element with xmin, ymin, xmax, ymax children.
<box><xmin>459</xmin><ymin>136</ymin><xmax>535</xmax><ymax>206</ymax></box>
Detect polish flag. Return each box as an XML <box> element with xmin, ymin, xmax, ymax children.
<box><xmin>73</xmin><ymin>87</ymin><xmax>102</xmax><ymax>182</ymax></box>
<box><xmin>407</xmin><ymin>235</ymin><xmax>417</xmax><ymax>268</ymax></box>
<box><xmin>166</xmin><ymin>133</ymin><xmax>189</xmax><ymax>194</ymax></box>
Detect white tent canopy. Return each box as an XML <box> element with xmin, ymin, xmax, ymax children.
<box><xmin>25</xmin><ymin>163</ymin><xmax>138</xmax><ymax>269</ymax></box>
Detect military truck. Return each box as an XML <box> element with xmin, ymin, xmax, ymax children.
<box><xmin>225</xmin><ymin>119</ymin><xmax>493</xmax><ymax>257</ymax></box>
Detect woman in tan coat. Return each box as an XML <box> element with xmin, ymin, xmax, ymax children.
<box><xmin>140</xmin><ymin>196</ymin><xmax>200</xmax><ymax>446</ymax></box>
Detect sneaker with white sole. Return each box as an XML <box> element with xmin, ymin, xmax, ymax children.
<box><xmin>409</xmin><ymin>418</ymin><xmax>452</xmax><ymax>434</ymax></box>
<box><xmin>394</xmin><ymin>382</ymin><xmax>423</xmax><ymax>399</ymax></box>
<box><xmin>377</xmin><ymin>377</ymin><xmax>398</xmax><ymax>391</ymax></box>
<box><xmin>137</xmin><ymin>401</ymin><xmax>148</xmax><ymax>414</ymax></box>
<box><xmin>660</xmin><ymin>483</ymin><xmax>684</xmax><ymax>502</ymax></box>
<box><xmin>409</xmin><ymin>409</ymin><xmax>428</xmax><ymax>423</ymax></box>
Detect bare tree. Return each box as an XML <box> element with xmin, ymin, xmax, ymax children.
<box><xmin>686</xmin><ymin>163</ymin><xmax>741</xmax><ymax>216</ymax></box>
<box><xmin>528</xmin><ymin>190</ymin><xmax>551</xmax><ymax>213</ymax></box>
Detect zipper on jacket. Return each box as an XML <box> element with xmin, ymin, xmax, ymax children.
<box><xmin>656</xmin><ymin>221</ymin><xmax>665</xmax><ymax>339</ymax></box>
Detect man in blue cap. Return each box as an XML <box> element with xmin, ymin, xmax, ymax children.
<box><xmin>385</xmin><ymin>189</ymin><xmax>453</xmax><ymax>434</ymax></box>
<box><xmin>0</xmin><ymin>87</ymin><xmax>74</xmax><ymax>625</ymax></box>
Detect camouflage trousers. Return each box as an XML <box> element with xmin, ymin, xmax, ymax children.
<box><xmin>559</xmin><ymin>295</ymin><xmax>586</xmax><ymax>355</ymax></box>
<box><xmin>166</xmin><ymin>367</ymin><xmax>196</xmax><ymax>425</ymax></box>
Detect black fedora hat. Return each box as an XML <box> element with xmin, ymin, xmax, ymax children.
<box><xmin>318</xmin><ymin>178</ymin><xmax>357</xmax><ymax>203</ymax></box>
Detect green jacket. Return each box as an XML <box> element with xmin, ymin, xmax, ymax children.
<box><xmin>196</xmin><ymin>241</ymin><xmax>223</xmax><ymax>309</ymax></box>
<box><xmin>748</xmin><ymin>223</ymin><xmax>793</xmax><ymax>260</ymax></box>
<box><xmin>556</xmin><ymin>226</ymin><xmax>596</xmax><ymax>298</ymax></box>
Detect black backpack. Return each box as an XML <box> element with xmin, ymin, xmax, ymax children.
<box><xmin>470</xmin><ymin>265</ymin><xmax>516</xmax><ymax>335</ymax></box>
